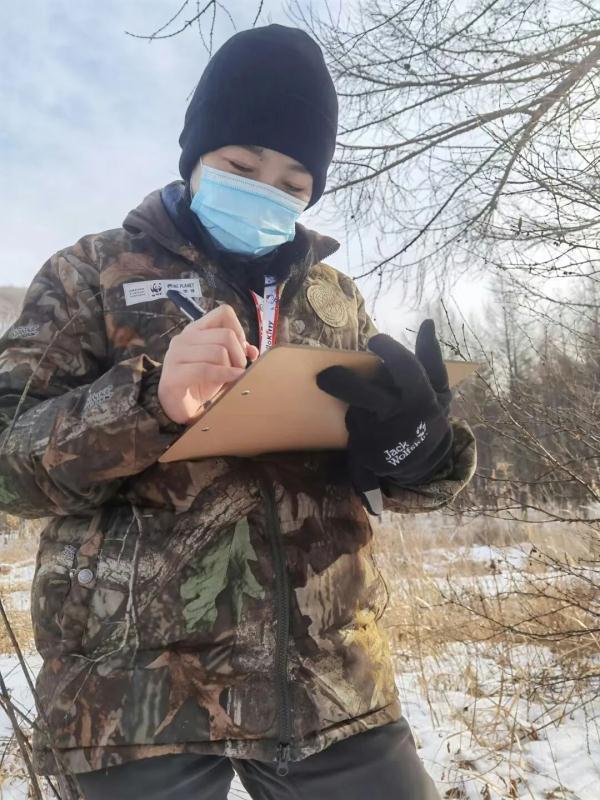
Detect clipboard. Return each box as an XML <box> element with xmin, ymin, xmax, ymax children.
<box><xmin>158</xmin><ymin>344</ymin><xmax>476</xmax><ymax>463</ymax></box>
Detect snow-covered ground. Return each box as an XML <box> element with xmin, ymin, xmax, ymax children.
<box><xmin>397</xmin><ymin>645</ymin><xmax>600</xmax><ymax>800</ymax></box>
<box><xmin>0</xmin><ymin>541</ymin><xmax>597</xmax><ymax>800</ymax></box>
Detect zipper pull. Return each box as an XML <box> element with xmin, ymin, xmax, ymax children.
<box><xmin>276</xmin><ymin>742</ymin><xmax>290</xmax><ymax>777</ymax></box>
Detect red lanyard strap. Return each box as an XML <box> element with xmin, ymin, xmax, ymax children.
<box><xmin>250</xmin><ymin>276</ymin><xmax>280</xmax><ymax>354</ymax></box>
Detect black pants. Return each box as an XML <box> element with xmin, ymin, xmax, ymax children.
<box><xmin>75</xmin><ymin>718</ymin><xmax>440</xmax><ymax>800</ymax></box>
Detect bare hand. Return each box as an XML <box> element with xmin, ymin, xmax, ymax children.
<box><xmin>158</xmin><ymin>304</ymin><xmax>259</xmax><ymax>424</ymax></box>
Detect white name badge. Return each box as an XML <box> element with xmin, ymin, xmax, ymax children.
<box><xmin>123</xmin><ymin>278</ymin><xmax>202</xmax><ymax>306</ymax></box>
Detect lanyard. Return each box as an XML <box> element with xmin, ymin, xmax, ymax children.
<box><xmin>250</xmin><ymin>276</ymin><xmax>280</xmax><ymax>355</ymax></box>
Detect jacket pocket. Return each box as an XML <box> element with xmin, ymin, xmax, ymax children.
<box><xmin>30</xmin><ymin>556</ymin><xmax>72</xmax><ymax>657</ymax></box>
<box><xmin>31</xmin><ymin>509</ymin><xmax>122</xmax><ymax>658</ymax></box>
<box><xmin>31</xmin><ymin>511</ymin><xmax>107</xmax><ymax>657</ymax></box>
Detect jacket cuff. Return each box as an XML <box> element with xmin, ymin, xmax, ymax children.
<box><xmin>139</xmin><ymin>361</ymin><xmax>188</xmax><ymax>436</ymax></box>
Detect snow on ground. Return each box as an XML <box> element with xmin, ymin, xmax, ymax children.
<box><xmin>4</xmin><ymin>591</ymin><xmax>31</xmax><ymax>612</ymax></box>
<box><xmin>396</xmin><ymin>646</ymin><xmax>600</xmax><ymax>800</ymax></box>
<box><xmin>0</xmin><ymin>562</ymin><xmax>35</xmax><ymax>585</ymax></box>
<box><xmin>0</xmin><ymin>651</ymin><xmax>43</xmax><ymax>800</ymax></box>
<box><xmin>423</xmin><ymin>544</ymin><xmax>533</xmax><ymax>572</ymax></box>
<box><xmin>0</xmin><ymin>546</ymin><xmax>597</xmax><ymax>799</ymax></box>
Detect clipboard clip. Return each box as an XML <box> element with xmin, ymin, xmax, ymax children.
<box><xmin>362</xmin><ymin>487</ymin><xmax>384</xmax><ymax>516</ymax></box>
<box><xmin>352</xmin><ymin>463</ymin><xmax>384</xmax><ymax>516</ymax></box>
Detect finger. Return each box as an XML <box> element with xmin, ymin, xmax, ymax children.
<box><xmin>246</xmin><ymin>342</ymin><xmax>259</xmax><ymax>362</ymax></box>
<box><xmin>415</xmin><ymin>319</ymin><xmax>449</xmax><ymax>394</ymax></box>
<box><xmin>317</xmin><ymin>366</ymin><xmax>396</xmax><ymax>415</ymax></box>
<box><xmin>175</xmin><ymin>362</ymin><xmax>245</xmax><ymax>388</ymax></box>
<box><xmin>368</xmin><ymin>333</ymin><xmax>434</xmax><ymax>397</ymax></box>
<box><xmin>171</xmin><ymin>344</ymin><xmax>242</xmax><ymax>369</ymax></box>
<box><xmin>188</xmin><ymin>304</ymin><xmax>247</xmax><ymax>348</ymax></box>
<box><xmin>177</xmin><ymin>327</ymin><xmax>247</xmax><ymax>368</ymax></box>
<box><xmin>203</xmin><ymin>363</ymin><xmax>246</xmax><ymax>388</ymax></box>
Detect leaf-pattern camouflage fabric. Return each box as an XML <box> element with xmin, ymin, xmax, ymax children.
<box><xmin>0</xmin><ymin>183</ymin><xmax>476</xmax><ymax>775</ymax></box>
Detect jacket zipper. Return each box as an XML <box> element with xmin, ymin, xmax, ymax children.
<box><xmin>262</xmin><ymin>480</ymin><xmax>292</xmax><ymax>777</ymax></box>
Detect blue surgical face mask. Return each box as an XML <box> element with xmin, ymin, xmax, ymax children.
<box><xmin>190</xmin><ymin>162</ymin><xmax>308</xmax><ymax>258</ymax></box>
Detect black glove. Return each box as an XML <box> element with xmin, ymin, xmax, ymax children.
<box><xmin>317</xmin><ymin>321</ymin><xmax>453</xmax><ymax>508</ymax></box>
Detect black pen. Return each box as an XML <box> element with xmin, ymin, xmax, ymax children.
<box><xmin>167</xmin><ymin>289</ymin><xmax>253</xmax><ymax>368</ymax></box>
<box><xmin>166</xmin><ymin>289</ymin><xmax>205</xmax><ymax>322</ymax></box>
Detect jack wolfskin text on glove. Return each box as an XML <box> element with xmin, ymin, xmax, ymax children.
<box><xmin>317</xmin><ymin>325</ymin><xmax>453</xmax><ymax>486</ymax></box>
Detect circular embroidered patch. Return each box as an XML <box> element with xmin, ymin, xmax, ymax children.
<box><xmin>306</xmin><ymin>284</ymin><xmax>349</xmax><ymax>328</ymax></box>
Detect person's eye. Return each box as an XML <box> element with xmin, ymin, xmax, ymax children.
<box><xmin>228</xmin><ymin>160</ymin><xmax>254</xmax><ymax>173</ymax></box>
<box><xmin>283</xmin><ymin>183</ymin><xmax>304</xmax><ymax>194</ymax></box>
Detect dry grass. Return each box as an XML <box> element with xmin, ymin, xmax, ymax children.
<box><xmin>374</xmin><ymin>511</ymin><xmax>599</xmax><ymax>655</ymax></box>
<box><xmin>0</xmin><ymin>610</ymin><xmax>34</xmax><ymax>653</ymax></box>
<box><xmin>0</xmin><ymin>518</ymin><xmax>41</xmax><ymax>566</ymax></box>
<box><xmin>0</xmin><ymin>523</ymin><xmax>38</xmax><ymax>655</ymax></box>
<box><xmin>372</xmin><ymin>511</ymin><xmax>600</xmax><ymax>798</ymax></box>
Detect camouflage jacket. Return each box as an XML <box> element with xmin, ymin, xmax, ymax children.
<box><xmin>0</xmin><ymin>184</ymin><xmax>476</xmax><ymax>775</ymax></box>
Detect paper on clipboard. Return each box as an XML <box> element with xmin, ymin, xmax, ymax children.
<box><xmin>158</xmin><ymin>344</ymin><xmax>477</xmax><ymax>463</ymax></box>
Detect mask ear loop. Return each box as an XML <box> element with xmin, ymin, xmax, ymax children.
<box><xmin>189</xmin><ymin>158</ymin><xmax>205</xmax><ymax>198</ymax></box>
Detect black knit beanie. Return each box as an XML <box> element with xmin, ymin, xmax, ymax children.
<box><xmin>178</xmin><ymin>24</ymin><xmax>338</xmax><ymax>208</ymax></box>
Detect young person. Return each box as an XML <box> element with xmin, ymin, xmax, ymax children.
<box><xmin>0</xmin><ymin>25</ymin><xmax>475</xmax><ymax>800</ymax></box>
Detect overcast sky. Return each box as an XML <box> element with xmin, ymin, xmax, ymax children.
<box><xmin>1</xmin><ymin>0</ymin><xmax>486</xmax><ymax>337</ymax></box>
